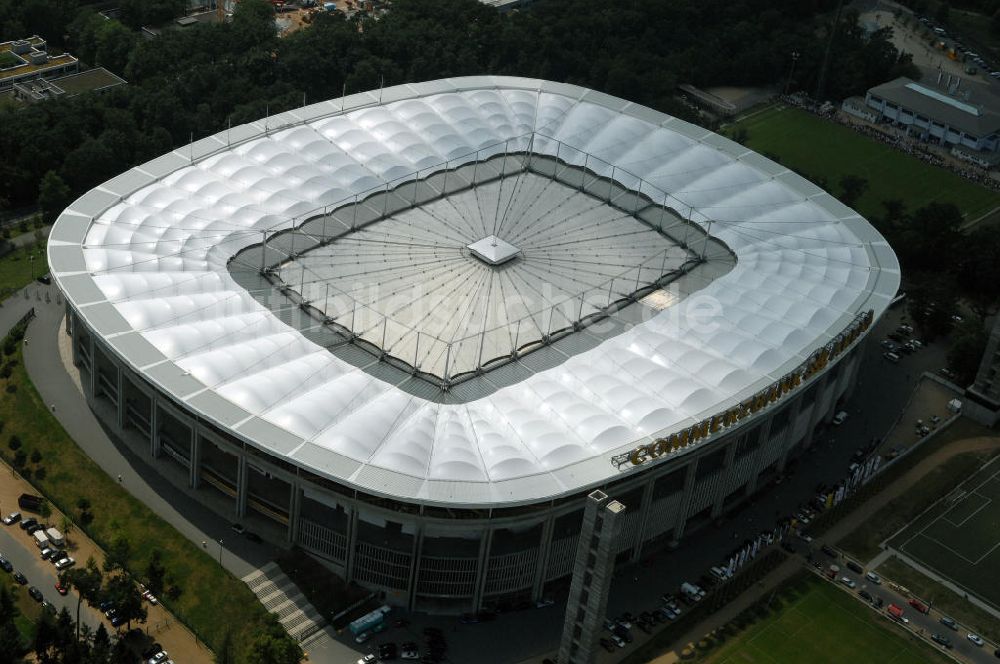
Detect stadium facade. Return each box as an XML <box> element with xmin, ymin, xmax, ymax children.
<box><xmin>49</xmin><ymin>76</ymin><xmax>899</xmax><ymax>613</ymax></box>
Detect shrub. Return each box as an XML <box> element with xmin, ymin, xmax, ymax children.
<box><xmin>34</xmin><ymin>466</ymin><xmax>46</xmax><ymax>481</ymax></box>
<box><xmin>8</xmin><ymin>434</ymin><xmax>21</xmax><ymax>450</ymax></box>
<box><xmin>30</xmin><ymin>449</ymin><xmax>42</xmax><ymax>464</ymax></box>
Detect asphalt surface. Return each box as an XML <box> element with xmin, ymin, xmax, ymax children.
<box><xmin>0</xmin><ymin>523</ymin><xmax>105</xmax><ymax>633</ymax></box>
<box><xmin>813</xmin><ymin>551</ymin><xmax>998</xmax><ymax>662</ymax></box>
<box><xmin>10</xmin><ymin>284</ymin><xmax>977</xmax><ymax>664</ymax></box>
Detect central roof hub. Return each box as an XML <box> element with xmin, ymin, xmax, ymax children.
<box><xmin>467</xmin><ymin>235</ymin><xmax>521</xmax><ymax>266</ymax></box>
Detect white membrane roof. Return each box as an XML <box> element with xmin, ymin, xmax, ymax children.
<box><xmin>50</xmin><ymin>77</ymin><xmax>900</xmax><ymax>507</ymax></box>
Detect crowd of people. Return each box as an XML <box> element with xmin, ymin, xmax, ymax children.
<box><xmin>779</xmin><ymin>93</ymin><xmax>1000</xmax><ymax>193</ymax></box>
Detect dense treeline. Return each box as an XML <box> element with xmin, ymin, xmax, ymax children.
<box><xmin>0</xmin><ymin>0</ymin><xmax>914</xmax><ymax>217</ymax></box>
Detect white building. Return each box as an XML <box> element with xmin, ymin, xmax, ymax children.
<box><xmin>860</xmin><ymin>75</ymin><xmax>1000</xmax><ymax>158</ymax></box>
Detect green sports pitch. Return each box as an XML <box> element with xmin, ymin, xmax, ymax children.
<box><xmin>890</xmin><ymin>456</ymin><xmax>1000</xmax><ymax>611</ymax></box>
<box><xmin>707</xmin><ymin>577</ymin><xmax>951</xmax><ymax>664</ymax></box>
<box><xmin>726</xmin><ymin>105</ymin><xmax>1000</xmax><ymax>222</ymax></box>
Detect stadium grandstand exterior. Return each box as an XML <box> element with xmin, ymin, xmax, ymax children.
<box><xmin>49</xmin><ymin>76</ymin><xmax>899</xmax><ymax>613</ymax></box>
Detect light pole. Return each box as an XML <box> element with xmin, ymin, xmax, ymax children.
<box><xmin>784</xmin><ymin>51</ymin><xmax>800</xmax><ymax>95</ymax></box>
<box><xmin>28</xmin><ymin>253</ymin><xmax>35</xmax><ymax>281</ymax></box>
<box><xmin>218</xmin><ymin>539</ymin><xmax>223</xmax><ymax>565</ymax></box>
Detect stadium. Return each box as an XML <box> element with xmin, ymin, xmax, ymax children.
<box><xmin>48</xmin><ymin>76</ymin><xmax>899</xmax><ymax>613</ymax></box>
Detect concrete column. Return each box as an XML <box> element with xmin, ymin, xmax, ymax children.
<box><xmin>472</xmin><ymin>528</ymin><xmax>494</xmax><ymax>611</ymax></box>
<box><xmin>670</xmin><ymin>458</ymin><xmax>699</xmax><ymax>545</ymax></box>
<box><xmin>234</xmin><ymin>451</ymin><xmax>247</xmax><ymax>517</ymax></box>
<box><xmin>802</xmin><ymin>373</ymin><xmax>830</xmax><ymax>450</ymax></box>
<box><xmin>190</xmin><ymin>429</ymin><xmax>202</xmax><ymax>490</ymax></box>
<box><xmin>116</xmin><ymin>366</ymin><xmax>126</xmax><ymax>431</ymax></box>
<box><xmin>531</xmin><ymin>515</ymin><xmax>556</xmax><ymax>602</ymax></box>
<box><xmin>287</xmin><ymin>480</ymin><xmax>302</xmax><ymax>544</ymax></box>
<box><xmin>345</xmin><ymin>507</ymin><xmax>360</xmax><ymax>582</ymax></box>
<box><xmin>88</xmin><ymin>335</ymin><xmax>97</xmax><ymax>396</ymax></box>
<box><xmin>406</xmin><ymin>526</ymin><xmax>424</xmax><ymax>612</ymax></box>
<box><xmin>630</xmin><ymin>477</ymin><xmax>656</xmax><ymax>562</ymax></box>
<box><xmin>711</xmin><ymin>442</ymin><xmax>739</xmax><ymax>518</ymax></box>
<box><xmin>150</xmin><ymin>401</ymin><xmax>160</xmax><ymax>458</ymax></box>
<box><xmin>64</xmin><ymin>302</ymin><xmax>72</xmax><ymax>335</ymax></box>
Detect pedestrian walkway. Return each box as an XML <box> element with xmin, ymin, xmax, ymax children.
<box><xmin>243</xmin><ymin>562</ymin><xmax>327</xmax><ymax>642</ymax></box>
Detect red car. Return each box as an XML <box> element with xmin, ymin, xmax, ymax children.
<box><xmin>908</xmin><ymin>598</ymin><xmax>929</xmax><ymax>614</ymax></box>
<box><xmin>54</xmin><ymin>582</ymin><xmax>68</xmax><ymax>596</ymax></box>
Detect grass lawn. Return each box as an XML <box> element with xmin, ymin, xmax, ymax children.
<box><xmin>834</xmin><ymin>418</ymin><xmax>997</xmax><ymax>561</ymax></box>
<box><xmin>876</xmin><ymin>556</ymin><xmax>1000</xmax><ymax>645</ymax></box>
<box><xmin>725</xmin><ymin>105</ymin><xmax>1000</xmax><ymax>222</ymax></box>
<box><xmin>0</xmin><ymin>341</ymin><xmax>281</xmax><ymax>658</ymax></box>
<box><xmin>0</xmin><ymin>240</ymin><xmax>48</xmax><ymax>297</ymax></box>
<box><xmin>703</xmin><ymin>576</ymin><xmax>951</xmax><ymax>664</ymax></box>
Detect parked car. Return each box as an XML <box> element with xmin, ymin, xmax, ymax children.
<box><xmin>908</xmin><ymin>598</ymin><xmax>929</xmax><ymax>614</ymax></box>
<box><xmin>865</xmin><ymin>572</ymin><xmax>881</xmax><ymax>585</ymax></box>
<box><xmin>859</xmin><ymin>590</ymin><xmax>872</xmax><ymax>602</ymax></box>
<box><xmin>821</xmin><ymin>545</ymin><xmax>838</xmax><ymax>557</ymax></box>
<box><xmin>939</xmin><ymin>616</ymin><xmax>957</xmax><ymax>631</ymax></box>
<box><xmin>839</xmin><ymin>576</ymin><xmax>856</xmax><ymax>589</ymax></box>
<box><xmin>832</xmin><ymin>411</ymin><xmax>848</xmax><ymax>425</ymax></box>
<box><xmin>54</xmin><ymin>582</ymin><xmax>68</xmax><ymax>596</ymax></box>
<box><xmin>19</xmin><ymin>517</ymin><xmax>37</xmax><ymax>531</ymax></box>
<box><xmin>28</xmin><ymin>586</ymin><xmax>43</xmax><ymax>602</ymax></box>
<box><xmin>610</xmin><ymin>634</ymin><xmax>626</xmax><ymax>648</ymax></box>
<box><xmin>599</xmin><ymin>638</ymin><xmax>615</xmax><ymax>653</ymax></box>
<box><xmin>13</xmin><ymin>572</ymin><xmax>27</xmax><ymax>585</ymax></box>
<box><xmin>230</xmin><ymin>523</ymin><xmax>245</xmax><ymax>535</ymax></box>
<box><xmin>969</xmin><ymin>633</ymin><xmax>985</xmax><ymax>647</ymax></box>
<box><xmin>54</xmin><ymin>557</ymin><xmax>75</xmax><ymax>570</ymax></box>
<box><xmin>846</xmin><ymin>561</ymin><xmax>863</xmax><ymax>574</ymax></box>
<box><xmin>931</xmin><ymin>634</ymin><xmax>952</xmax><ymax>649</ymax></box>
<box><xmin>2</xmin><ymin>512</ymin><xmax>20</xmax><ymax>525</ymax></box>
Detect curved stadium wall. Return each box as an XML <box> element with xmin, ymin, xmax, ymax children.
<box><xmin>49</xmin><ymin>76</ymin><xmax>899</xmax><ymax>612</ymax></box>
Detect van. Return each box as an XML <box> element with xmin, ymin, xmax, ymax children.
<box><xmin>45</xmin><ymin>528</ymin><xmax>64</xmax><ymax>548</ymax></box>
<box><xmin>33</xmin><ymin>530</ymin><xmax>49</xmax><ymax>548</ymax></box>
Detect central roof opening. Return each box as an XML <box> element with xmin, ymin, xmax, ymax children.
<box><xmin>230</xmin><ymin>145</ymin><xmax>729</xmax><ymax>392</ymax></box>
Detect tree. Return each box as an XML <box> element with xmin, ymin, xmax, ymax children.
<box><xmin>64</xmin><ymin>557</ymin><xmax>103</xmax><ymax>641</ymax></box>
<box><xmin>215</xmin><ymin>630</ymin><xmax>237</xmax><ymax>664</ymax></box>
<box><xmin>105</xmin><ymin>573</ymin><xmax>146</xmax><ymax>630</ymax></box>
<box><xmin>948</xmin><ymin>319</ymin><xmax>988</xmax><ymax>387</ymax></box>
<box><xmin>838</xmin><ymin>174</ymin><xmax>868</xmax><ymax>208</ymax></box>
<box><xmin>103</xmin><ymin>536</ymin><xmax>131</xmax><ymax>574</ymax></box>
<box><xmin>145</xmin><ymin>550</ymin><xmax>166</xmax><ymax>597</ymax></box>
<box><xmin>243</xmin><ymin>619</ymin><xmax>302</xmax><ymax>664</ymax></box>
<box><xmin>37</xmin><ymin>171</ymin><xmax>71</xmax><ymax>224</ymax></box>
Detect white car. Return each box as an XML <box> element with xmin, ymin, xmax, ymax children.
<box><xmin>611</xmin><ymin>635</ymin><xmax>626</xmax><ymax>648</ymax></box>
<box><xmin>54</xmin><ymin>557</ymin><xmax>75</xmax><ymax>570</ymax></box>
<box><xmin>356</xmin><ymin>655</ymin><xmax>376</xmax><ymax>664</ymax></box>
<box><xmin>832</xmin><ymin>411</ymin><xmax>848</xmax><ymax>425</ymax></box>
<box><xmin>2</xmin><ymin>512</ymin><xmax>20</xmax><ymax>525</ymax></box>
<box><xmin>968</xmin><ymin>633</ymin><xmax>984</xmax><ymax>647</ymax></box>
<box><xmin>142</xmin><ymin>590</ymin><xmax>159</xmax><ymax>605</ymax></box>
<box><xmin>865</xmin><ymin>572</ymin><xmax>881</xmax><ymax>585</ymax></box>
<box><xmin>354</xmin><ymin>631</ymin><xmax>372</xmax><ymax>644</ymax></box>
<box><xmin>839</xmin><ymin>576</ymin><xmax>856</xmax><ymax>589</ymax></box>
<box><xmin>147</xmin><ymin>652</ymin><xmax>168</xmax><ymax>664</ymax></box>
